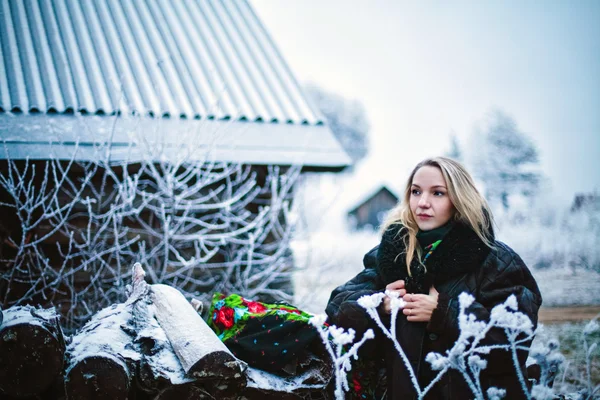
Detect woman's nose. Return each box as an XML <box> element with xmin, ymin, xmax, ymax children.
<box><xmin>418</xmin><ymin>194</ymin><xmax>430</xmax><ymax>207</ymax></box>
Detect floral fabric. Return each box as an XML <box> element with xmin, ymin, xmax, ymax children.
<box><xmin>208</xmin><ymin>293</ymin><xmax>322</xmax><ymax>374</ymax></box>
<box><xmin>208</xmin><ymin>293</ymin><xmax>389</xmax><ymax>397</ymax></box>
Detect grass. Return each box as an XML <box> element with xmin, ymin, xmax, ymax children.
<box><xmin>533</xmin><ymin>320</ymin><xmax>600</xmax><ymax>396</ymax></box>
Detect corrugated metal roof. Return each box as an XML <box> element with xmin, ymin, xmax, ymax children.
<box><xmin>0</xmin><ymin>114</ymin><xmax>350</xmax><ymax>168</ymax></box>
<box><xmin>0</xmin><ymin>0</ymin><xmax>323</xmax><ymax>125</ymax></box>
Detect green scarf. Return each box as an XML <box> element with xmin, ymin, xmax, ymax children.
<box><xmin>417</xmin><ymin>221</ymin><xmax>453</xmax><ymax>248</ymax></box>
<box><xmin>417</xmin><ymin>221</ymin><xmax>454</xmax><ymax>262</ymax></box>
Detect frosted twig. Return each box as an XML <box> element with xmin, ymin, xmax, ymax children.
<box><xmin>309</xmin><ymin>315</ymin><xmax>374</xmax><ymax>400</ymax></box>
<box><xmin>1</xmin><ymin>131</ymin><xmax>301</xmax><ymax>330</ymax></box>
<box><xmin>357</xmin><ymin>291</ymin><xmax>538</xmax><ymax>400</ymax></box>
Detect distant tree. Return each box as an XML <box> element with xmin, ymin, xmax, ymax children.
<box><xmin>469</xmin><ymin>110</ymin><xmax>543</xmax><ymax>211</ymax></box>
<box><xmin>305</xmin><ymin>84</ymin><xmax>370</xmax><ymax>164</ymax></box>
<box><xmin>445</xmin><ymin>132</ymin><xmax>463</xmax><ymax>162</ymax></box>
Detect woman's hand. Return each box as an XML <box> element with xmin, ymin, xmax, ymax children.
<box><xmin>402</xmin><ymin>286</ymin><xmax>439</xmax><ymax>322</ymax></box>
<box><xmin>381</xmin><ymin>280</ymin><xmax>406</xmax><ymax>314</ymax></box>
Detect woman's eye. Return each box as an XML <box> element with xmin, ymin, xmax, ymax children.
<box><xmin>411</xmin><ymin>189</ymin><xmax>420</xmax><ymax>195</ymax></box>
<box><xmin>434</xmin><ymin>191</ymin><xmax>446</xmax><ymax>196</ymax></box>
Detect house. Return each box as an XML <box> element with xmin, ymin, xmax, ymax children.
<box><xmin>0</xmin><ymin>0</ymin><xmax>348</xmax><ymax>168</ymax></box>
<box><xmin>0</xmin><ymin>0</ymin><xmax>350</xmax><ymax>327</ymax></box>
<box><xmin>348</xmin><ymin>185</ymin><xmax>399</xmax><ymax>231</ymax></box>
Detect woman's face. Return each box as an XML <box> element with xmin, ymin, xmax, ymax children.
<box><xmin>409</xmin><ymin>166</ymin><xmax>455</xmax><ymax>231</ymax></box>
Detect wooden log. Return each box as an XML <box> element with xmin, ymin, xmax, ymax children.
<box><xmin>150</xmin><ymin>284</ymin><xmax>246</xmax><ymax>381</ymax></box>
<box><xmin>64</xmin><ymin>264</ymin><xmax>150</xmax><ymax>400</ymax></box>
<box><xmin>242</xmin><ymin>364</ymin><xmax>332</xmax><ymax>400</ymax></box>
<box><xmin>64</xmin><ymin>354</ymin><xmax>130</xmax><ymax>400</ymax></box>
<box><xmin>241</xmin><ymin>387</ymin><xmax>316</xmax><ymax>400</ymax></box>
<box><xmin>152</xmin><ymin>383</ymin><xmax>214</xmax><ymax>400</ymax></box>
<box><xmin>0</xmin><ymin>306</ymin><xmax>65</xmax><ymax>398</ymax></box>
<box><xmin>63</xmin><ymin>301</ymin><xmax>137</xmax><ymax>400</ymax></box>
<box><xmin>133</xmin><ymin>304</ymin><xmax>195</xmax><ymax>394</ymax></box>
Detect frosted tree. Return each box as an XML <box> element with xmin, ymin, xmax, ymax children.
<box><xmin>445</xmin><ymin>132</ymin><xmax>463</xmax><ymax>162</ymax></box>
<box><xmin>305</xmin><ymin>84</ymin><xmax>370</xmax><ymax>165</ymax></box>
<box><xmin>0</xmin><ymin>132</ymin><xmax>301</xmax><ymax>330</ymax></box>
<box><xmin>468</xmin><ymin>110</ymin><xmax>543</xmax><ymax>211</ymax></box>
<box><xmin>579</xmin><ymin>319</ymin><xmax>599</xmax><ymax>399</ymax></box>
<box><xmin>0</xmin><ymin>154</ymin><xmax>135</xmax><ymax>327</ymax></box>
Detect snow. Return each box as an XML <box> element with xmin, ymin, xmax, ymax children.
<box><xmin>66</xmin><ymin>302</ymin><xmax>140</xmax><ymax>372</ymax></box>
<box><xmin>0</xmin><ymin>305</ymin><xmax>58</xmax><ymax>330</ymax></box>
<box><xmin>0</xmin><ymin>114</ymin><xmax>350</xmax><ymax>166</ymax></box>
<box><xmin>292</xmin><ymin>229</ymin><xmax>379</xmax><ymax>314</ymax></box>
<box><xmin>135</xmin><ymin>303</ymin><xmax>193</xmax><ymax>385</ymax></box>
<box><xmin>356</xmin><ymin>292</ymin><xmax>385</xmax><ymax>309</ymax></box>
<box><xmin>245</xmin><ymin>367</ymin><xmax>325</xmax><ymax>392</ymax></box>
<box><xmin>530</xmin><ymin>268</ymin><xmax>600</xmax><ymax>307</ymax></box>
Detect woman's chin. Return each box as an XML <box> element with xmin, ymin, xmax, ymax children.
<box><xmin>416</xmin><ymin>221</ymin><xmax>440</xmax><ymax>231</ymax></box>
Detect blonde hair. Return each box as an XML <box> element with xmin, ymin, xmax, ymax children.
<box><xmin>380</xmin><ymin>157</ymin><xmax>494</xmax><ymax>275</ymax></box>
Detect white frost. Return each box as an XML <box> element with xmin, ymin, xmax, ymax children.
<box><xmin>245</xmin><ymin>367</ymin><xmax>325</xmax><ymax>392</ymax></box>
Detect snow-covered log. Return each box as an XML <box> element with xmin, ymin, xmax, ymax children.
<box><xmin>133</xmin><ymin>299</ymin><xmax>195</xmax><ymax>394</ymax></box>
<box><xmin>150</xmin><ymin>284</ymin><xmax>247</xmax><ymax>381</ymax></box>
<box><xmin>64</xmin><ymin>264</ymin><xmax>150</xmax><ymax>400</ymax></box>
<box><xmin>0</xmin><ymin>306</ymin><xmax>65</xmax><ymax>398</ymax></box>
<box><xmin>63</xmin><ymin>302</ymin><xmax>137</xmax><ymax>400</ymax></box>
<box><xmin>242</xmin><ymin>365</ymin><xmax>331</xmax><ymax>399</ymax></box>
<box><xmin>152</xmin><ymin>383</ymin><xmax>214</xmax><ymax>400</ymax></box>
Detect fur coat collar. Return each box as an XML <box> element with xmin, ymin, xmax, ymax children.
<box><xmin>375</xmin><ymin>221</ymin><xmax>494</xmax><ymax>294</ymax></box>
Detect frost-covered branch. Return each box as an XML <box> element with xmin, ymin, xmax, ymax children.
<box><xmin>582</xmin><ymin>319</ymin><xmax>599</xmax><ymax>400</ymax></box>
<box><xmin>1</xmin><ymin>133</ymin><xmax>302</xmax><ymax>330</ymax></box>
<box><xmin>309</xmin><ymin>314</ymin><xmax>374</xmax><ymax>400</ymax></box>
<box><xmin>356</xmin><ymin>291</ymin><xmax>539</xmax><ymax>400</ymax></box>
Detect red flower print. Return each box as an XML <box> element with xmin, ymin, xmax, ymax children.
<box><xmin>217</xmin><ymin>307</ymin><xmax>234</xmax><ymax>329</ymax></box>
<box><xmin>353</xmin><ymin>376</ymin><xmax>362</xmax><ymax>392</ymax></box>
<box><xmin>244</xmin><ymin>301</ymin><xmax>267</xmax><ymax>314</ymax></box>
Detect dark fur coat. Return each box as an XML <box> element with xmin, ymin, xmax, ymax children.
<box><xmin>326</xmin><ymin>221</ymin><xmax>542</xmax><ymax>400</ymax></box>
<box><xmin>376</xmin><ymin>221</ymin><xmax>492</xmax><ymax>293</ymax></box>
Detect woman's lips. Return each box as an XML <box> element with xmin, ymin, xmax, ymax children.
<box><xmin>417</xmin><ymin>214</ymin><xmax>432</xmax><ymax>220</ymax></box>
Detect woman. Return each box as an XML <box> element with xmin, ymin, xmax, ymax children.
<box><xmin>326</xmin><ymin>157</ymin><xmax>542</xmax><ymax>399</ymax></box>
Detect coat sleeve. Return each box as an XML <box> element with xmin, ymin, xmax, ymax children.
<box><xmin>325</xmin><ymin>247</ymin><xmax>385</xmax><ymax>336</ymax></box>
<box><xmin>427</xmin><ymin>244</ymin><xmax>542</xmax><ymax>373</ymax></box>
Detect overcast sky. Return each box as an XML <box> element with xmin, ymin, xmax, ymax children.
<box><xmin>252</xmin><ymin>0</ymin><xmax>600</xmax><ymax>207</ymax></box>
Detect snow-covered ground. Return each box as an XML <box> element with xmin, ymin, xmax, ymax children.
<box><xmin>292</xmin><ymin>230</ymin><xmax>379</xmax><ymax>314</ymax></box>
<box><xmin>496</xmin><ymin>208</ymin><xmax>600</xmax><ymax>307</ymax></box>
<box><xmin>531</xmin><ymin>268</ymin><xmax>600</xmax><ymax>307</ymax></box>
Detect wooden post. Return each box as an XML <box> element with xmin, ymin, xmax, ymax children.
<box><xmin>0</xmin><ymin>306</ymin><xmax>65</xmax><ymax>398</ymax></box>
